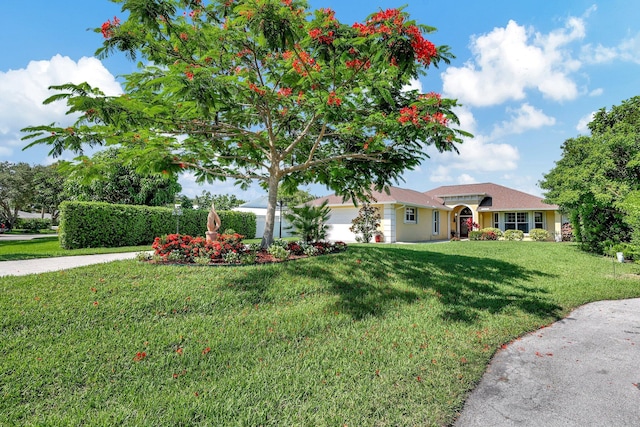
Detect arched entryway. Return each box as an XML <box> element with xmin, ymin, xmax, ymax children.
<box><xmin>458</xmin><ymin>207</ymin><xmax>473</xmax><ymax>238</ymax></box>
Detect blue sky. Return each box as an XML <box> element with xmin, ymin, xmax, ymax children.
<box><xmin>1</xmin><ymin>0</ymin><xmax>639</xmax><ymax>200</ymax></box>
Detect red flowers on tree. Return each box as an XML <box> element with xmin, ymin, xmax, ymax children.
<box><xmin>101</xmin><ymin>16</ymin><xmax>120</xmax><ymax>39</ymax></box>
<box><xmin>23</xmin><ymin>1</ymin><xmax>470</xmax><ymax>251</ymax></box>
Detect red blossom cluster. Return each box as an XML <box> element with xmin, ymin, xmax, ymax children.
<box><xmin>284</xmin><ymin>50</ymin><xmax>320</xmax><ymax>76</ymax></box>
<box><xmin>352</xmin><ymin>8</ymin><xmax>438</xmax><ymax>66</ymax></box>
<box><xmin>248</xmin><ymin>82</ymin><xmax>267</xmax><ymax>96</ymax></box>
<box><xmin>308</xmin><ymin>28</ymin><xmax>335</xmax><ymax>45</ymax></box>
<box><xmin>327</xmin><ymin>91</ymin><xmax>342</xmax><ymax>106</ymax></box>
<box><xmin>345</xmin><ymin>58</ymin><xmax>371</xmax><ymax>70</ymax></box>
<box><xmin>101</xmin><ymin>16</ymin><xmax>121</xmax><ymax>39</ymax></box>
<box><xmin>277</xmin><ymin>87</ymin><xmax>293</xmax><ymax>97</ymax></box>
<box><xmin>397</xmin><ymin>104</ymin><xmax>449</xmax><ymax>127</ymax></box>
<box><xmin>152</xmin><ymin>233</ymin><xmax>247</xmax><ymax>262</ymax></box>
<box><xmin>419</xmin><ymin>92</ymin><xmax>442</xmax><ymax>104</ymax></box>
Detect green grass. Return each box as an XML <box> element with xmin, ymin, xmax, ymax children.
<box><xmin>0</xmin><ymin>236</ymin><xmax>152</xmax><ymax>261</ymax></box>
<box><xmin>2</xmin><ymin>242</ymin><xmax>640</xmax><ymax>426</ymax></box>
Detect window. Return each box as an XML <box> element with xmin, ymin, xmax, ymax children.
<box><xmin>433</xmin><ymin>211</ymin><xmax>440</xmax><ymax>234</ymax></box>
<box><xmin>534</xmin><ymin>212</ymin><xmax>544</xmax><ymax>229</ymax></box>
<box><xmin>493</xmin><ymin>212</ymin><xmax>499</xmax><ymax>228</ymax></box>
<box><xmin>405</xmin><ymin>207</ymin><xmax>417</xmax><ymax>224</ymax></box>
<box><xmin>504</xmin><ymin>212</ymin><xmax>529</xmax><ymax>232</ymax></box>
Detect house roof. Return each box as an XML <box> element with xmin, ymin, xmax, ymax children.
<box><xmin>310</xmin><ymin>186</ymin><xmax>451</xmax><ymax>210</ymax></box>
<box><xmin>424</xmin><ymin>183</ymin><xmax>558</xmax><ymax>211</ymax></box>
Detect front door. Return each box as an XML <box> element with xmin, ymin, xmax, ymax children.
<box><xmin>458</xmin><ymin>207</ymin><xmax>473</xmax><ymax>238</ymax></box>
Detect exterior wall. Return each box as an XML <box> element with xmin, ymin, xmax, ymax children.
<box><xmin>381</xmin><ymin>204</ymin><xmax>396</xmax><ymax>243</ymax></box>
<box><xmin>478</xmin><ymin>212</ymin><xmax>493</xmax><ymax>229</ymax></box>
<box><xmin>395</xmin><ymin>207</ymin><xmax>449</xmax><ymax>242</ymax></box>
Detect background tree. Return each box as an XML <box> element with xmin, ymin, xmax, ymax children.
<box><xmin>349</xmin><ymin>203</ymin><xmax>381</xmax><ymax>243</ymax></box>
<box><xmin>63</xmin><ymin>148</ymin><xmax>182</xmax><ymax>206</ymax></box>
<box><xmin>277</xmin><ymin>184</ymin><xmax>315</xmax><ymax>207</ymax></box>
<box><xmin>32</xmin><ymin>163</ymin><xmax>67</xmax><ymax>224</ymax></box>
<box><xmin>284</xmin><ymin>199</ymin><xmax>331</xmax><ymax>243</ymax></box>
<box><xmin>193</xmin><ymin>191</ymin><xmax>245</xmax><ymax>210</ymax></box>
<box><xmin>0</xmin><ymin>162</ymin><xmax>36</xmax><ymax>229</ymax></box>
<box><xmin>541</xmin><ymin>95</ymin><xmax>640</xmax><ymax>254</ymax></box>
<box><xmin>23</xmin><ymin>0</ymin><xmax>470</xmax><ymax>247</ymax></box>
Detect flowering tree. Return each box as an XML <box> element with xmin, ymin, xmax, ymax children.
<box><xmin>349</xmin><ymin>203</ymin><xmax>381</xmax><ymax>243</ymax></box>
<box><xmin>22</xmin><ymin>0</ymin><xmax>470</xmax><ymax>248</ymax></box>
<box><xmin>465</xmin><ymin>217</ymin><xmax>479</xmax><ymax>233</ymax></box>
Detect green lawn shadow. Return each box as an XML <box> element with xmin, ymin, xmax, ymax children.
<box><xmin>238</xmin><ymin>245</ymin><xmax>561</xmax><ymax>322</ymax></box>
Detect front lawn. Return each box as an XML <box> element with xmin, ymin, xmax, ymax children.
<box><xmin>2</xmin><ymin>242</ymin><xmax>639</xmax><ymax>426</ymax></box>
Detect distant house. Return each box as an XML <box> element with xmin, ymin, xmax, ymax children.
<box><xmin>233</xmin><ymin>196</ymin><xmax>293</xmax><ymax>239</ymax></box>
<box><xmin>424</xmin><ymin>183</ymin><xmax>561</xmax><ymax>239</ymax></box>
<box><xmin>309</xmin><ymin>183</ymin><xmax>561</xmax><ymax>243</ymax></box>
<box><xmin>309</xmin><ymin>186</ymin><xmax>452</xmax><ymax>243</ymax></box>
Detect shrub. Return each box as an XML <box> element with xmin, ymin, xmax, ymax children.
<box><xmin>609</xmin><ymin>243</ymin><xmax>637</xmax><ymax>261</ymax></box>
<box><xmin>529</xmin><ymin>228</ymin><xmax>550</xmax><ymax>241</ymax></box>
<box><xmin>350</xmin><ymin>203</ymin><xmax>381</xmax><ymax>243</ymax></box>
<box><xmin>480</xmin><ymin>227</ymin><xmax>503</xmax><ymax>238</ymax></box>
<box><xmin>469</xmin><ymin>230</ymin><xmax>498</xmax><ymax>241</ymax></box>
<box><xmin>469</xmin><ymin>231</ymin><xmax>483</xmax><ymax>241</ymax></box>
<box><xmin>268</xmin><ymin>244</ymin><xmax>290</xmax><ymax>260</ymax></box>
<box><xmin>58</xmin><ymin>201</ymin><xmax>256</xmax><ymax>249</ymax></box>
<box><xmin>14</xmin><ymin>218</ymin><xmax>52</xmax><ymax>233</ymax></box>
<box><xmin>561</xmin><ymin>222</ymin><xmax>574</xmax><ymax>242</ymax></box>
<box><xmin>503</xmin><ymin>229</ymin><xmax>524</xmax><ymax>241</ymax></box>
<box><xmin>284</xmin><ymin>200</ymin><xmax>331</xmax><ymax>243</ymax></box>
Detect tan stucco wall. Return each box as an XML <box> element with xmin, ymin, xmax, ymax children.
<box><xmin>395</xmin><ymin>207</ymin><xmax>449</xmax><ymax>242</ymax></box>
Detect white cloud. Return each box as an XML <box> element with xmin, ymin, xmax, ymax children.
<box><xmin>491</xmin><ymin>103</ymin><xmax>555</xmax><ymax>138</ymax></box>
<box><xmin>456</xmin><ymin>174</ymin><xmax>477</xmax><ymax>184</ymax></box>
<box><xmin>589</xmin><ymin>88</ymin><xmax>603</xmax><ymax>96</ymax></box>
<box><xmin>576</xmin><ymin>111</ymin><xmax>595</xmax><ymax>134</ymax></box>
<box><xmin>442</xmin><ymin>16</ymin><xmax>585</xmax><ymax>106</ymax></box>
<box><xmin>401</xmin><ymin>78</ymin><xmax>423</xmax><ymax>93</ymax></box>
<box><xmin>429</xmin><ymin>165</ymin><xmax>452</xmax><ymax>183</ymax></box>
<box><xmin>581</xmin><ymin>32</ymin><xmax>640</xmax><ymax>65</ymax></box>
<box><xmin>0</xmin><ymin>54</ymin><xmax>122</xmax><ymax>159</ymax></box>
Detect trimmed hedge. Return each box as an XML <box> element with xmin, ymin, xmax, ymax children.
<box><xmin>529</xmin><ymin>228</ymin><xmax>550</xmax><ymax>241</ymax></box>
<box><xmin>503</xmin><ymin>229</ymin><xmax>524</xmax><ymax>241</ymax></box>
<box><xmin>58</xmin><ymin>201</ymin><xmax>256</xmax><ymax>249</ymax></box>
<box><xmin>14</xmin><ymin>218</ymin><xmax>52</xmax><ymax>233</ymax></box>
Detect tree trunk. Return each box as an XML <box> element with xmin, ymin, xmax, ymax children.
<box><xmin>261</xmin><ymin>175</ymin><xmax>280</xmax><ymax>249</ymax></box>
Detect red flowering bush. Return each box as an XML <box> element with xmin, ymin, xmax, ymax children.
<box><xmin>152</xmin><ymin>233</ymin><xmax>246</xmax><ymax>262</ymax></box>
<box><xmin>150</xmin><ymin>234</ymin><xmax>347</xmax><ymax>265</ymax></box>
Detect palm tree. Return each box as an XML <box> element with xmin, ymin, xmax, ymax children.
<box><xmin>284</xmin><ymin>200</ymin><xmax>331</xmax><ymax>243</ymax></box>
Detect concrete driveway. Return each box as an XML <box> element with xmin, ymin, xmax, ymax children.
<box><xmin>455</xmin><ymin>298</ymin><xmax>640</xmax><ymax>426</ymax></box>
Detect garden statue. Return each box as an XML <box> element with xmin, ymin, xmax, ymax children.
<box><xmin>206</xmin><ymin>203</ymin><xmax>221</xmax><ymax>242</ymax></box>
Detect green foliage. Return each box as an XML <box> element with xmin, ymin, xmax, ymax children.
<box><xmin>21</xmin><ymin>0</ymin><xmax>470</xmax><ymax>248</ymax></box>
<box><xmin>58</xmin><ymin>201</ymin><xmax>255</xmax><ymax>249</ymax></box>
<box><xmin>529</xmin><ymin>228</ymin><xmax>550</xmax><ymax>241</ymax></box>
<box><xmin>541</xmin><ymin>95</ymin><xmax>640</xmax><ymax>255</ymax></box>
<box><xmin>63</xmin><ymin>148</ymin><xmax>181</xmax><ymax>206</ymax></box>
<box><xmin>349</xmin><ymin>203</ymin><xmax>381</xmax><ymax>243</ymax></box>
<box><xmin>503</xmin><ymin>229</ymin><xmax>524</xmax><ymax>241</ymax></box>
<box><xmin>267</xmin><ymin>244</ymin><xmax>290</xmax><ymax>260</ymax></box>
<box><xmin>0</xmin><ymin>161</ymin><xmax>36</xmax><ymax>228</ymax></box>
<box><xmin>32</xmin><ymin>163</ymin><xmax>66</xmax><ymax>224</ymax></box>
<box><xmin>284</xmin><ymin>199</ymin><xmax>331</xmax><ymax>243</ymax></box>
<box><xmin>14</xmin><ymin>218</ymin><xmax>52</xmax><ymax>233</ymax></box>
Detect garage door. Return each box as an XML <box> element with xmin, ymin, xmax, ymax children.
<box><xmin>326</xmin><ymin>207</ymin><xmax>359</xmax><ymax>242</ymax></box>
